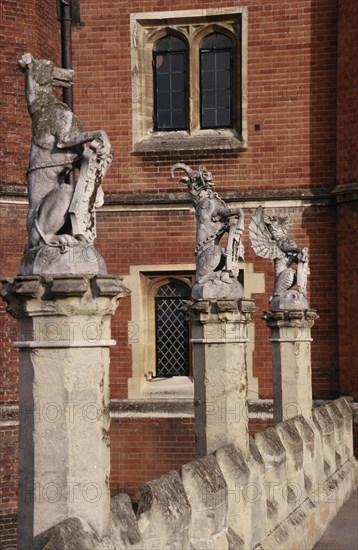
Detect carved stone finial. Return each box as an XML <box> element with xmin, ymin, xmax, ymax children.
<box><xmin>249</xmin><ymin>206</ymin><xmax>310</xmax><ymax>310</ymax></box>
<box><xmin>18</xmin><ymin>53</ymin><xmax>113</xmax><ymax>275</ymax></box>
<box><xmin>171</xmin><ymin>164</ymin><xmax>245</xmax><ymax>300</ymax></box>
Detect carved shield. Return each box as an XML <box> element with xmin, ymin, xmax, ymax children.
<box><xmin>297</xmin><ymin>247</ymin><xmax>309</xmax><ymax>295</ymax></box>
<box><xmin>69</xmin><ymin>138</ymin><xmax>113</xmax><ymax>243</ymax></box>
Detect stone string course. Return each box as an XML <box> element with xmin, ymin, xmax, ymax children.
<box><xmin>43</xmin><ymin>398</ymin><xmax>357</xmax><ymax>549</ymax></box>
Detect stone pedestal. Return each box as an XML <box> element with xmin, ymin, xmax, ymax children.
<box><xmin>186</xmin><ymin>299</ymin><xmax>255</xmax><ymax>458</ymax></box>
<box><xmin>0</xmin><ymin>275</ymin><xmax>129</xmax><ymax>549</ymax></box>
<box><xmin>263</xmin><ymin>309</ymin><xmax>318</xmax><ymax>424</ymax></box>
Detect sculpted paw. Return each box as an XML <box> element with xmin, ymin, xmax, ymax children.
<box><xmin>48</xmin><ymin>234</ymin><xmax>78</xmax><ymax>246</ymax></box>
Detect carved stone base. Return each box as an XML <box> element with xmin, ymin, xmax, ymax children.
<box><xmin>270</xmin><ymin>290</ymin><xmax>309</xmax><ymax>311</ymax></box>
<box><xmin>19</xmin><ymin>243</ymin><xmax>107</xmax><ymax>276</ymax></box>
<box><xmin>191</xmin><ymin>275</ymin><xmax>244</xmax><ymax>300</ymax></box>
<box><xmin>185</xmin><ymin>298</ymin><xmax>256</xmax><ymax>457</ymax></box>
<box><xmin>263</xmin><ymin>309</ymin><xmax>319</xmax><ymax>423</ymax></box>
<box><xmin>0</xmin><ymin>275</ymin><xmax>130</xmax><ymax>549</ymax></box>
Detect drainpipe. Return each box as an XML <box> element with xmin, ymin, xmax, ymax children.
<box><xmin>57</xmin><ymin>0</ymin><xmax>73</xmax><ymax>109</ymax></box>
<box><xmin>57</xmin><ymin>0</ymin><xmax>82</xmax><ymax>109</ymax></box>
<box><xmin>57</xmin><ymin>1</ymin><xmax>82</xmax><ymax>185</ymax></box>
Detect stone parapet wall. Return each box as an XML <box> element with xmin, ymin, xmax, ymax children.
<box><xmin>43</xmin><ymin>398</ymin><xmax>358</xmax><ymax>549</ymax></box>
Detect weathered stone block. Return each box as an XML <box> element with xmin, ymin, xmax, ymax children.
<box><xmin>312</xmin><ymin>406</ymin><xmax>336</xmax><ymax>478</ymax></box>
<box><xmin>259</xmin><ymin>456</ymin><xmax>358</xmax><ymax>550</ymax></box>
<box><xmin>335</xmin><ymin>397</ymin><xmax>354</xmax><ymax>458</ymax></box>
<box><xmin>276</xmin><ymin>420</ymin><xmax>305</xmax><ymax>510</ymax></box>
<box><xmin>226</xmin><ymin>526</ymin><xmax>244</xmax><ymax>550</ymax></box>
<box><xmin>43</xmin><ymin>517</ymin><xmax>99</xmax><ymax>550</ymax></box>
<box><xmin>323</xmin><ymin>401</ymin><xmax>345</xmax><ymax>466</ymax></box>
<box><xmin>248</xmin><ymin>437</ymin><xmax>267</xmax><ymax>547</ymax></box>
<box><xmin>104</xmin><ymin>494</ymin><xmax>142</xmax><ymax>549</ymax></box>
<box><xmin>215</xmin><ymin>445</ymin><xmax>250</xmax><ymax>546</ymax></box>
<box><xmin>137</xmin><ymin>470</ymin><xmax>191</xmax><ymax>550</ymax></box>
<box><xmin>292</xmin><ymin>415</ymin><xmax>317</xmax><ymax>495</ymax></box>
<box><xmin>216</xmin><ymin>442</ymin><xmax>267</xmax><ymax>549</ymax></box>
<box><xmin>254</xmin><ymin>428</ymin><xmax>288</xmax><ymax>531</ymax></box>
<box><xmin>20</xmin><ymin>244</ymin><xmax>108</xmax><ymax>277</ymax></box>
<box><xmin>18</xmin><ymin>345</ymin><xmax>111</xmax><ymax>546</ymax></box>
<box><xmin>181</xmin><ymin>455</ymin><xmax>228</xmax><ymax>549</ymax></box>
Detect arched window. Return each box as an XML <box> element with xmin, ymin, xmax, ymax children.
<box><xmin>155</xmin><ymin>282</ymin><xmax>190</xmax><ymax>377</ymax></box>
<box><xmin>200</xmin><ymin>32</ymin><xmax>234</xmax><ymax>129</ymax></box>
<box><xmin>153</xmin><ymin>35</ymin><xmax>188</xmax><ymax>131</ymax></box>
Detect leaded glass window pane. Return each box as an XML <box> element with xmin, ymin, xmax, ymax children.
<box><xmin>153</xmin><ymin>35</ymin><xmax>188</xmax><ymax>131</ymax></box>
<box><xmin>155</xmin><ymin>283</ymin><xmax>190</xmax><ymax>377</ymax></box>
<box><xmin>200</xmin><ymin>32</ymin><xmax>233</xmax><ymax>129</ymax></box>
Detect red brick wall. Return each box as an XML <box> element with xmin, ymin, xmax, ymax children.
<box><xmin>337</xmin><ymin>201</ymin><xmax>358</xmax><ymax>400</ymax></box>
<box><xmin>336</xmin><ymin>0</ymin><xmax>358</xmax><ymax>184</ymax></box>
<box><xmin>0</xmin><ymin>0</ymin><xmax>61</xmax><ymax>186</ymax></box>
<box><xmin>110</xmin><ymin>418</ymin><xmax>195</xmax><ymax>500</ymax></box>
<box><xmin>71</xmin><ymin>0</ymin><xmax>338</xmax><ymax>195</ymax></box>
<box><xmin>0</xmin><ymin>426</ymin><xmax>18</xmax><ymax>548</ymax></box>
<box><xmin>0</xmin><ymin>203</ymin><xmax>23</xmax><ymax>544</ymax></box>
<box><xmin>249</xmin><ymin>419</ymin><xmax>274</xmax><ymax>437</ymax></box>
<box><xmin>0</xmin><ymin>202</ymin><xmax>27</xmax><ymax>410</ymax></box>
<box><xmin>336</xmin><ymin>0</ymin><xmax>358</xmax><ymax>401</ymax></box>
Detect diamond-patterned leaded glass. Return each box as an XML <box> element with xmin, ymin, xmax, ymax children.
<box><xmin>155</xmin><ymin>283</ymin><xmax>190</xmax><ymax>377</ymax></box>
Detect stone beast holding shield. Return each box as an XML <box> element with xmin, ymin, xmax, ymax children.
<box><xmin>171</xmin><ymin>163</ymin><xmax>245</xmax><ymax>300</ymax></box>
<box><xmin>18</xmin><ymin>53</ymin><xmax>113</xmax><ymax>274</ymax></box>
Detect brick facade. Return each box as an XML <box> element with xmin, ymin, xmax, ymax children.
<box><xmin>0</xmin><ymin>0</ymin><xmax>357</xmax><ymax>545</ymax></box>
<box><xmin>0</xmin><ymin>426</ymin><xmax>18</xmax><ymax>548</ymax></box>
<box><xmin>110</xmin><ymin>418</ymin><xmax>196</xmax><ymax>501</ymax></box>
<box><xmin>336</xmin><ymin>0</ymin><xmax>358</xmax><ymax>401</ymax></box>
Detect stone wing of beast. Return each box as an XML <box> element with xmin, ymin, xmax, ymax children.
<box><xmin>249</xmin><ymin>206</ymin><xmax>285</xmax><ymax>260</ymax></box>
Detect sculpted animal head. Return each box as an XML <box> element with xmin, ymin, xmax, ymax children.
<box><xmin>170</xmin><ymin>163</ymin><xmax>214</xmax><ymax>204</ymax></box>
<box><xmin>263</xmin><ymin>211</ymin><xmax>289</xmax><ymax>235</ymax></box>
<box><xmin>18</xmin><ymin>53</ymin><xmax>73</xmax><ymax>114</ymax></box>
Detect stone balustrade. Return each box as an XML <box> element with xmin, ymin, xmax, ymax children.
<box><xmin>42</xmin><ymin>397</ymin><xmax>358</xmax><ymax>550</ymax></box>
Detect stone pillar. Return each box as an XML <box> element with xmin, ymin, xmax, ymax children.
<box><xmin>186</xmin><ymin>299</ymin><xmax>255</xmax><ymax>458</ymax></box>
<box><xmin>263</xmin><ymin>309</ymin><xmax>318</xmax><ymax>424</ymax></box>
<box><xmin>1</xmin><ymin>275</ymin><xmax>129</xmax><ymax>549</ymax></box>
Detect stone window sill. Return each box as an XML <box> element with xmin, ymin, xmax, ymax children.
<box><xmin>128</xmin><ymin>376</ymin><xmax>194</xmax><ymax>401</ymax></box>
<box><xmin>133</xmin><ymin>129</ymin><xmax>246</xmax><ymax>153</ymax></box>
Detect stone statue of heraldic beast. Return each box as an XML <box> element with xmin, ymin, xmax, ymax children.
<box><xmin>171</xmin><ymin>163</ymin><xmax>245</xmax><ymax>300</ymax></box>
<box><xmin>18</xmin><ymin>53</ymin><xmax>113</xmax><ymax>275</ymax></box>
<box><xmin>249</xmin><ymin>206</ymin><xmax>310</xmax><ymax>310</ymax></box>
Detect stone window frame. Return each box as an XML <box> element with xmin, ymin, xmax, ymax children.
<box><xmin>130</xmin><ymin>8</ymin><xmax>248</xmax><ymax>152</ymax></box>
<box><xmin>123</xmin><ymin>262</ymin><xmax>264</xmax><ymax>400</ymax></box>
<box><xmin>124</xmin><ymin>265</ymin><xmax>195</xmax><ymax>399</ymax></box>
